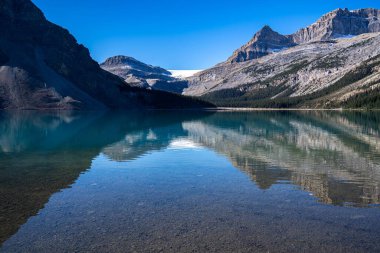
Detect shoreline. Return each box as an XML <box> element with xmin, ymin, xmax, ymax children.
<box><xmin>206</xmin><ymin>107</ymin><xmax>380</xmax><ymax>112</ymax></box>
<box><xmin>1</xmin><ymin>107</ymin><xmax>380</xmax><ymax>112</ymax></box>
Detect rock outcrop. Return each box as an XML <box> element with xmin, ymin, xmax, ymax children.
<box><xmin>0</xmin><ymin>0</ymin><xmax>211</xmax><ymax>110</ymax></box>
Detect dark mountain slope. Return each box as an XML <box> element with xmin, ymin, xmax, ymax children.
<box><xmin>0</xmin><ymin>0</ymin><xmax>212</xmax><ymax>110</ymax></box>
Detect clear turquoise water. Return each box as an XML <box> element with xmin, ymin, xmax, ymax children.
<box><xmin>1</xmin><ymin>111</ymin><xmax>380</xmax><ymax>252</ymax></box>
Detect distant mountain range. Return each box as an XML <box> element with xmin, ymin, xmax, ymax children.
<box><xmin>100</xmin><ymin>8</ymin><xmax>380</xmax><ymax>109</ymax></box>
<box><xmin>228</xmin><ymin>8</ymin><xmax>380</xmax><ymax>63</ymax></box>
<box><xmin>1</xmin><ymin>1</ymin><xmax>380</xmax><ymax>109</ymax></box>
<box><xmin>100</xmin><ymin>56</ymin><xmax>189</xmax><ymax>94</ymax></box>
<box><xmin>183</xmin><ymin>8</ymin><xmax>380</xmax><ymax>109</ymax></box>
<box><xmin>0</xmin><ymin>0</ymin><xmax>211</xmax><ymax>110</ymax></box>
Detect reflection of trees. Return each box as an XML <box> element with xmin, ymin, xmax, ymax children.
<box><xmin>0</xmin><ymin>111</ymin><xmax>210</xmax><ymax>245</ymax></box>
<box><xmin>183</xmin><ymin>111</ymin><xmax>380</xmax><ymax>207</ymax></box>
<box><xmin>0</xmin><ymin>111</ymin><xmax>104</xmax><ymax>245</ymax></box>
<box><xmin>1</xmin><ymin>110</ymin><xmax>380</xmax><ymax>246</ymax></box>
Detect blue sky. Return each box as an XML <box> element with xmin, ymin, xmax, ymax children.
<box><xmin>32</xmin><ymin>0</ymin><xmax>380</xmax><ymax>69</ymax></box>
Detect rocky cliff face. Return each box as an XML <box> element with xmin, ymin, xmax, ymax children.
<box><xmin>0</xmin><ymin>0</ymin><xmax>211</xmax><ymax>110</ymax></box>
<box><xmin>185</xmin><ymin>33</ymin><xmax>380</xmax><ymax>108</ymax></box>
<box><xmin>292</xmin><ymin>8</ymin><xmax>380</xmax><ymax>44</ymax></box>
<box><xmin>228</xmin><ymin>8</ymin><xmax>380</xmax><ymax>63</ymax></box>
<box><xmin>185</xmin><ymin>8</ymin><xmax>380</xmax><ymax>108</ymax></box>
<box><xmin>0</xmin><ymin>0</ymin><xmax>127</xmax><ymax>109</ymax></box>
<box><xmin>228</xmin><ymin>26</ymin><xmax>296</xmax><ymax>63</ymax></box>
<box><xmin>101</xmin><ymin>56</ymin><xmax>189</xmax><ymax>93</ymax></box>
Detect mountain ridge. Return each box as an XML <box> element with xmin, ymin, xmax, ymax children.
<box><xmin>185</xmin><ymin>31</ymin><xmax>380</xmax><ymax>108</ymax></box>
<box><xmin>228</xmin><ymin>8</ymin><xmax>380</xmax><ymax>63</ymax></box>
<box><xmin>101</xmin><ymin>55</ymin><xmax>190</xmax><ymax>94</ymax></box>
<box><xmin>101</xmin><ymin>56</ymin><xmax>171</xmax><ymax>76</ymax></box>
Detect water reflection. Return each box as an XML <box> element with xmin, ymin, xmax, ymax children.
<box><xmin>183</xmin><ymin>112</ymin><xmax>380</xmax><ymax>207</ymax></box>
<box><xmin>1</xmin><ymin>110</ymin><xmax>380</xmax><ymax>250</ymax></box>
<box><xmin>99</xmin><ymin>111</ymin><xmax>380</xmax><ymax>207</ymax></box>
<box><xmin>0</xmin><ymin>111</ymin><xmax>210</xmax><ymax>245</ymax></box>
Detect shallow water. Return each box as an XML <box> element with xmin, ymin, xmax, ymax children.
<box><xmin>1</xmin><ymin>111</ymin><xmax>380</xmax><ymax>252</ymax></box>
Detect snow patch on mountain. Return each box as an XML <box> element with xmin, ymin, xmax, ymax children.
<box><xmin>169</xmin><ymin>70</ymin><xmax>203</xmax><ymax>79</ymax></box>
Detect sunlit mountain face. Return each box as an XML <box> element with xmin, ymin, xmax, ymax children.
<box><xmin>1</xmin><ymin>111</ymin><xmax>380</xmax><ymax>252</ymax></box>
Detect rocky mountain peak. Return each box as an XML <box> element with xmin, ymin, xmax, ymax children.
<box><xmin>227</xmin><ymin>25</ymin><xmax>296</xmax><ymax>63</ymax></box>
<box><xmin>0</xmin><ymin>0</ymin><xmax>211</xmax><ymax>109</ymax></box>
<box><xmin>100</xmin><ymin>56</ymin><xmax>191</xmax><ymax>94</ymax></box>
<box><xmin>291</xmin><ymin>8</ymin><xmax>380</xmax><ymax>43</ymax></box>
<box><xmin>255</xmin><ymin>25</ymin><xmax>275</xmax><ymax>36</ymax></box>
<box><xmin>102</xmin><ymin>55</ymin><xmax>138</xmax><ymax>66</ymax></box>
<box><xmin>0</xmin><ymin>0</ymin><xmax>45</xmax><ymax>21</ymax></box>
<box><xmin>101</xmin><ymin>56</ymin><xmax>171</xmax><ymax>76</ymax></box>
<box><xmin>227</xmin><ymin>8</ymin><xmax>380</xmax><ymax>63</ymax></box>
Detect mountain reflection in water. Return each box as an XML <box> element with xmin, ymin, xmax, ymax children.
<box><xmin>1</xmin><ymin>111</ymin><xmax>380</xmax><ymax>252</ymax></box>
<box><xmin>183</xmin><ymin>112</ymin><xmax>380</xmax><ymax>207</ymax></box>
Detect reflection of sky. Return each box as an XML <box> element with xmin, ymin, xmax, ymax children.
<box><xmin>4</xmin><ymin>145</ymin><xmax>380</xmax><ymax>252</ymax></box>
<box><xmin>168</xmin><ymin>138</ymin><xmax>204</xmax><ymax>150</ymax></box>
<box><xmin>3</xmin><ymin>112</ymin><xmax>380</xmax><ymax>251</ymax></box>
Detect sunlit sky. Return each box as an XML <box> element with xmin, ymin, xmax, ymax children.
<box><xmin>32</xmin><ymin>0</ymin><xmax>380</xmax><ymax>69</ymax></box>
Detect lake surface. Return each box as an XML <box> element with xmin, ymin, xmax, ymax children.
<box><xmin>1</xmin><ymin>111</ymin><xmax>380</xmax><ymax>252</ymax></box>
